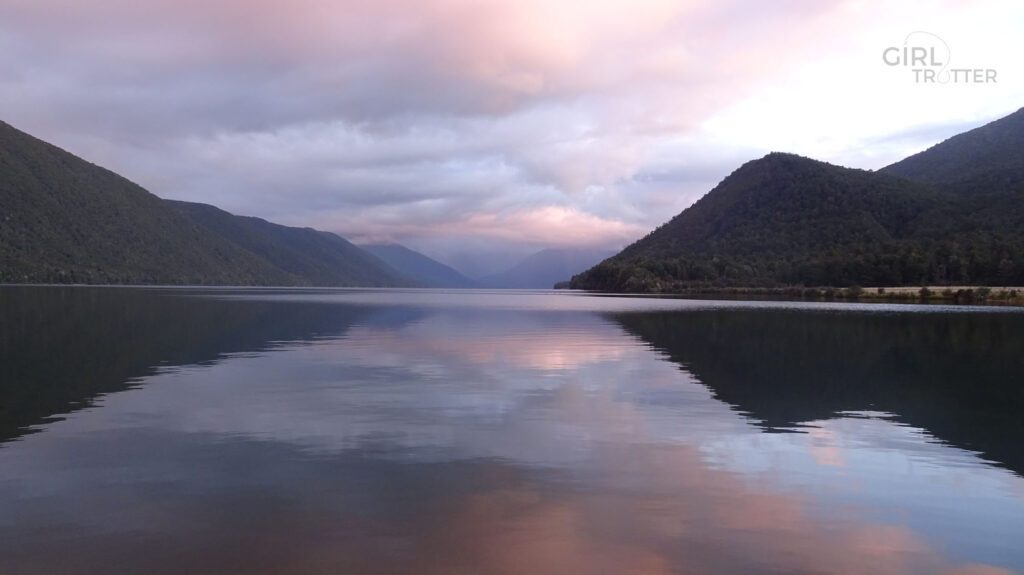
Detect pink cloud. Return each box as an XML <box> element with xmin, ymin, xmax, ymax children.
<box><xmin>2</xmin><ymin>0</ymin><xmax>1014</xmax><ymax>257</ymax></box>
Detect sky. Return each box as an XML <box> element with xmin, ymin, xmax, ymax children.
<box><xmin>1</xmin><ymin>0</ymin><xmax>1022</xmax><ymax>266</ymax></box>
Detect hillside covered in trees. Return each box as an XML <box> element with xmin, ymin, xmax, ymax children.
<box><xmin>571</xmin><ymin>107</ymin><xmax>1024</xmax><ymax>292</ymax></box>
<box><xmin>0</xmin><ymin>120</ymin><xmax>407</xmax><ymax>286</ymax></box>
<box><xmin>167</xmin><ymin>201</ymin><xmax>407</xmax><ymax>287</ymax></box>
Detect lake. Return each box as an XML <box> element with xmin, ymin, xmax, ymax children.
<box><xmin>1</xmin><ymin>286</ymin><xmax>1023</xmax><ymax>574</ymax></box>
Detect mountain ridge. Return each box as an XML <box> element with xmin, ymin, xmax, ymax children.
<box><xmin>479</xmin><ymin>247</ymin><xmax>615</xmax><ymax>289</ymax></box>
<box><xmin>571</xmin><ymin>107</ymin><xmax>1024</xmax><ymax>292</ymax></box>
<box><xmin>167</xmin><ymin>201</ymin><xmax>408</xmax><ymax>287</ymax></box>
<box><xmin>881</xmin><ymin>107</ymin><xmax>1024</xmax><ymax>189</ymax></box>
<box><xmin>0</xmin><ymin>119</ymin><xmax>406</xmax><ymax>286</ymax></box>
<box><xmin>360</xmin><ymin>243</ymin><xmax>475</xmax><ymax>288</ymax></box>
<box><xmin>0</xmin><ymin>120</ymin><xmax>294</xmax><ymax>285</ymax></box>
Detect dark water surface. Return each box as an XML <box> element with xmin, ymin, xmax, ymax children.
<box><xmin>1</xmin><ymin>286</ymin><xmax>1023</xmax><ymax>574</ymax></box>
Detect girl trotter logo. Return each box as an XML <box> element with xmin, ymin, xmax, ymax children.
<box><xmin>883</xmin><ymin>31</ymin><xmax>996</xmax><ymax>84</ymax></box>
<box><xmin>882</xmin><ymin>31</ymin><xmax>951</xmax><ymax>83</ymax></box>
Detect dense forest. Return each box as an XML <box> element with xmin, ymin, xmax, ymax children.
<box><xmin>0</xmin><ymin>120</ymin><xmax>406</xmax><ymax>286</ymax></box>
<box><xmin>572</xmin><ymin>108</ymin><xmax>1024</xmax><ymax>291</ymax></box>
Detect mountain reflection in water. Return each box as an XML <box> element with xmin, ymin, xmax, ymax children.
<box><xmin>0</xmin><ymin>287</ymin><xmax>1021</xmax><ymax>575</ymax></box>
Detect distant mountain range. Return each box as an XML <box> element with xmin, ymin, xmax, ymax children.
<box><xmin>360</xmin><ymin>244</ymin><xmax>476</xmax><ymax>288</ymax></box>
<box><xmin>167</xmin><ymin>201</ymin><xmax>407</xmax><ymax>287</ymax></box>
<box><xmin>0</xmin><ymin>119</ymin><xmax>407</xmax><ymax>286</ymax></box>
<box><xmin>477</xmin><ymin>248</ymin><xmax>614</xmax><ymax>289</ymax></box>
<box><xmin>359</xmin><ymin>244</ymin><xmax>611</xmax><ymax>289</ymax></box>
<box><xmin>572</xmin><ymin>107</ymin><xmax>1024</xmax><ymax>291</ymax></box>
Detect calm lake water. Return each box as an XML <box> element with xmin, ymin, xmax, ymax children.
<box><xmin>1</xmin><ymin>286</ymin><xmax>1023</xmax><ymax>574</ymax></box>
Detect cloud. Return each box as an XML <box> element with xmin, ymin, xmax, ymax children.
<box><xmin>1</xmin><ymin>0</ymin><xmax>1021</xmax><ymax>258</ymax></box>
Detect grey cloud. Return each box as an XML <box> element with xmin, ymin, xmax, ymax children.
<box><xmin>0</xmin><ymin>0</ymin><xmax>900</xmax><ymax>257</ymax></box>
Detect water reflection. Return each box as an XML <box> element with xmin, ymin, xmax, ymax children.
<box><xmin>0</xmin><ymin>287</ymin><xmax>1021</xmax><ymax>574</ymax></box>
<box><xmin>0</xmin><ymin>286</ymin><xmax>370</xmax><ymax>442</ymax></box>
<box><xmin>611</xmin><ymin>309</ymin><xmax>1024</xmax><ymax>475</ymax></box>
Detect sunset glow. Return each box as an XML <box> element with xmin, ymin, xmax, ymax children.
<box><xmin>1</xmin><ymin>0</ymin><xmax>1021</xmax><ymax>261</ymax></box>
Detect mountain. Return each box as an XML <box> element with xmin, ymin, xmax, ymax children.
<box><xmin>572</xmin><ymin>154</ymin><xmax>947</xmax><ymax>290</ymax></box>
<box><xmin>439</xmin><ymin>250</ymin><xmax>536</xmax><ymax>280</ymax></box>
<box><xmin>481</xmin><ymin>248</ymin><xmax>615</xmax><ymax>289</ymax></box>
<box><xmin>881</xmin><ymin>107</ymin><xmax>1024</xmax><ymax>190</ymax></box>
<box><xmin>168</xmin><ymin>201</ymin><xmax>407</xmax><ymax>287</ymax></box>
<box><xmin>0</xmin><ymin>119</ymin><xmax>405</xmax><ymax>286</ymax></box>
<box><xmin>0</xmin><ymin>120</ymin><xmax>294</xmax><ymax>284</ymax></box>
<box><xmin>572</xmin><ymin>108</ymin><xmax>1024</xmax><ymax>292</ymax></box>
<box><xmin>880</xmin><ymin>108</ymin><xmax>1024</xmax><ymax>261</ymax></box>
<box><xmin>360</xmin><ymin>243</ymin><xmax>475</xmax><ymax>288</ymax></box>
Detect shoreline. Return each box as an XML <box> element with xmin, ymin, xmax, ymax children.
<box><xmin>4</xmin><ymin>282</ymin><xmax>1024</xmax><ymax>306</ymax></box>
<box><xmin>588</xmin><ymin>285</ymin><xmax>1024</xmax><ymax>305</ymax></box>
